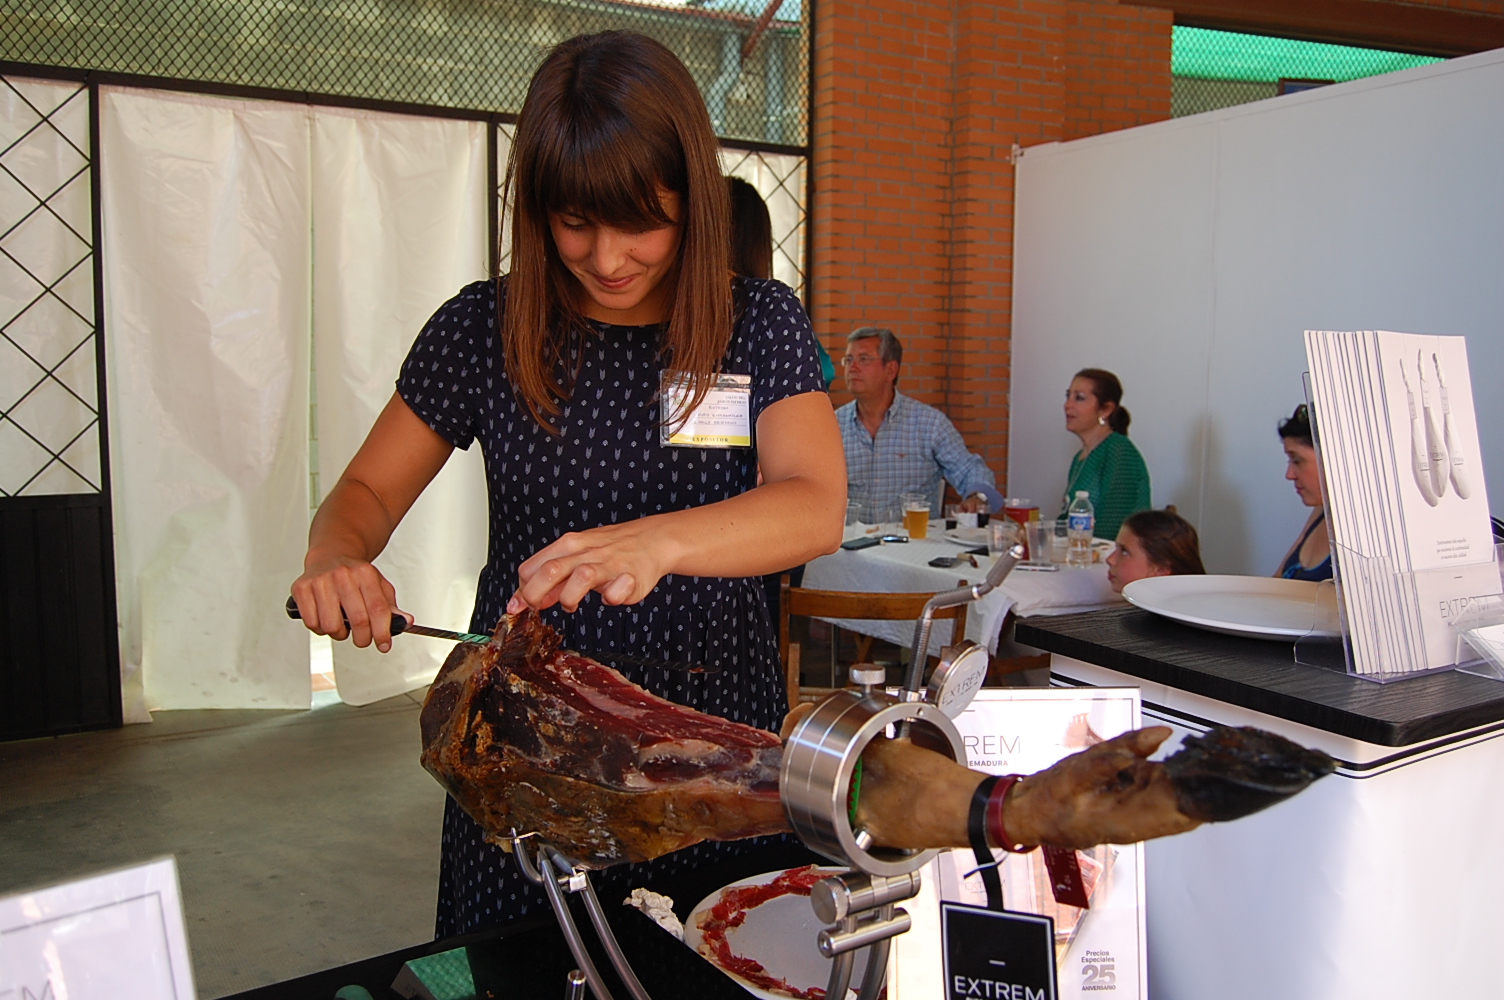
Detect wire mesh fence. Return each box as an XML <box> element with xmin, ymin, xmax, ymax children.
<box><xmin>1172</xmin><ymin>26</ymin><xmax>1445</xmax><ymax>118</ymax></box>
<box><xmin>0</xmin><ymin>0</ymin><xmax>808</xmax><ymax>148</ymax></box>
<box><xmin>0</xmin><ymin>76</ymin><xmax>101</xmax><ymax>498</ymax></box>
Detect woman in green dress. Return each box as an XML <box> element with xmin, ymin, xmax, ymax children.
<box><xmin>1059</xmin><ymin>368</ymin><xmax>1151</xmax><ymax>540</ymax></box>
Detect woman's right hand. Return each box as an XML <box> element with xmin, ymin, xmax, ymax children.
<box><xmin>291</xmin><ymin>554</ymin><xmax>410</xmax><ymax>653</ymax></box>
<box><xmin>292</xmin><ymin>392</ymin><xmax>455</xmax><ymax>653</ymax></box>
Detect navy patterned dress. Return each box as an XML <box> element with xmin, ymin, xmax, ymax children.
<box><xmin>396</xmin><ymin>275</ymin><xmax>826</xmax><ymax>937</ymax></box>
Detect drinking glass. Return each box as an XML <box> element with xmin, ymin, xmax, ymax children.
<box><xmin>845</xmin><ymin>500</ymin><xmax>864</xmax><ymax>540</ymax></box>
<box><xmin>901</xmin><ymin>492</ymin><xmax>930</xmax><ymax>539</ymax></box>
<box><xmin>1024</xmin><ymin>520</ymin><xmax>1054</xmax><ymax>565</ymax></box>
<box><xmin>989</xmin><ymin>517</ymin><xmax>1022</xmax><ymax>556</ymax></box>
<box><xmin>864</xmin><ymin>501</ymin><xmax>897</xmax><ymax>530</ymax></box>
<box><xmin>1049</xmin><ymin>519</ymin><xmax>1071</xmax><ymax>562</ymax></box>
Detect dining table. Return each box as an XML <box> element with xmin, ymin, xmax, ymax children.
<box><xmin>800</xmin><ymin>521</ymin><xmax>1124</xmax><ymax>658</ymax></box>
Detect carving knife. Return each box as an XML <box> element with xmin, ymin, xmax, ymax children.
<box><xmin>284</xmin><ymin>597</ymin><xmax>716</xmax><ymax>672</ymax></box>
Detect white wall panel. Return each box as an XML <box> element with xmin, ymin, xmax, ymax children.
<box><xmin>1010</xmin><ymin>49</ymin><xmax>1504</xmax><ymax>574</ymax></box>
<box><xmin>1009</xmin><ymin>124</ymin><xmax>1219</xmax><ymax>534</ymax></box>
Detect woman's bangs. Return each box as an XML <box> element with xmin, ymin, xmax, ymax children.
<box><xmin>532</xmin><ymin>118</ymin><xmax>681</xmax><ymax>230</ymax></box>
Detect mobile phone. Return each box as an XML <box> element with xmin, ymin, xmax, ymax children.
<box><xmin>929</xmin><ymin>555</ymin><xmax>960</xmax><ymax>568</ymax></box>
<box><xmin>841</xmin><ymin>536</ymin><xmax>880</xmax><ymax>550</ymax></box>
<box><xmin>878</xmin><ymin>534</ymin><xmax>909</xmax><ymax>543</ymax></box>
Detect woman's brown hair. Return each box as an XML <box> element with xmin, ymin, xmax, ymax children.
<box><xmin>727</xmin><ymin>176</ymin><xmax>773</xmax><ymax>280</ymax></box>
<box><xmin>1074</xmin><ymin>368</ymin><xmax>1131</xmax><ymax>435</ymax></box>
<box><xmin>1122</xmin><ymin>509</ymin><xmax>1206</xmax><ymax>576</ymax></box>
<box><xmin>501</xmin><ymin>31</ymin><xmax>732</xmax><ymax>431</ymax></box>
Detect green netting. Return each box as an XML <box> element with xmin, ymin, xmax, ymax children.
<box><xmin>1171</xmin><ymin>26</ymin><xmax>1445</xmax><ymax>117</ymax></box>
<box><xmin>0</xmin><ymin>0</ymin><xmax>807</xmax><ymax>147</ymax></box>
<box><xmin>1173</xmin><ymin>26</ymin><xmax>1442</xmax><ymax>84</ymax></box>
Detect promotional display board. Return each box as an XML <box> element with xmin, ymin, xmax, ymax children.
<box><xmin>0</xmin><ymin>857</ymin><xmax>196</xmax><ymax>1000</ymax></box>
<box><xmin>891</xmin><ymin>688</ymin><xmax>1146</xmax><ymax>1000</ymax></box>
<box><xmin>1305</xmin><ymin>330</ymin><xmax>1497</xmax><ymax>675</ymax></box>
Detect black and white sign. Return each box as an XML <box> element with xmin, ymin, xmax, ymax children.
<box><xmin>942</xmin><ymin>903</ymin><xmax>1057</xmax><ymax>1000</ymax></box>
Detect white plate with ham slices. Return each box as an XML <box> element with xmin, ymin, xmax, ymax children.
<box><xmin>684</xmin><ymin>865</ymin><xmax>867</xmax><ymax>999</ymax></box>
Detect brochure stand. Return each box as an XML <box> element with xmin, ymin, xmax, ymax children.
<box><xmin>1451</xmin><ymin>562</ymin><xmax>1504</xmax><ymax>681</ymax></box>
<box><xmin>1295</xmin><ymin>541</ymin><xmax>1504</xmax><ymax>682</ymax></box>
<box><xmin>1294</xmin><ymin>372</ymin><xmax>1504</xmax><ymax>683</ymax></box>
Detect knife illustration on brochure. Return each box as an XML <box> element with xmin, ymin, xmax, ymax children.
<box><xmin>284</xmin><ymin>597</ymin><xmax>718</xmax><ymax>673</ymax></box>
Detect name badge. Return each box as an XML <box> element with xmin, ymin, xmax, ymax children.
<box><xmin>660</xmin><ymin>372</ymin><xmax>752</xmax><ymax>448</ymax></box>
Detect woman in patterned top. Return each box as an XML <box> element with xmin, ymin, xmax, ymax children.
<box><xmin>289</xmin><ymin>31</ymin><xmax>845</xmax><ymax>935</ymax></box>
<box><xmin>1059</xmin><ymin>368</ymin><xmax>1152</xmax><ymax>540</ymax></box>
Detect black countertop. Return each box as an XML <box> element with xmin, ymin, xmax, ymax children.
<box><xmin>1016</xmin><ymin>606</ymin><xmax>1504</xmax><ymax>747</ymax></box>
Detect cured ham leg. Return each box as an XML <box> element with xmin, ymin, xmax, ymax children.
<box><xmin>851</xmin><ymin>725</ymin><xmax>1334</xmax><ymax>852</ymax></box>
<box><xmin>421</xmin><ymin>613</ymin><xmax>1333</xmax><ymax>867</ymax></box>
<box><xmin>420</xmin><ymin>610</ymin><xmax>789</xmax><ymax>869</ymax></box>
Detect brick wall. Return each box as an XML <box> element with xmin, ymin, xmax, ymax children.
<box><xmin>811</xmin><ymin>0</ymin><xmax>1173</xmax><ymax>492</ymax></box>
<box><xmin>1064</xmin><ymin>1</ymin><xmax>1174</xmax><ymax>142</ymax></box>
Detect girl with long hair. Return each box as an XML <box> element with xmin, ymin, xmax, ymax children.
<box><xmin>290</xmin><ymin>31</ymin><xmax>844</xmax><ymax>934</ymax></box>
<box><xmin>1106</xmin><ymin>509</ymin><xmax>1207</xmax><ymax>593</ymax></box>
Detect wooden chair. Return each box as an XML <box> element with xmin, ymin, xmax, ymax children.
<box><xmin>778</xmin><ymin>574</ymin><xmax>969</xmax><ymax>709</ymax></box>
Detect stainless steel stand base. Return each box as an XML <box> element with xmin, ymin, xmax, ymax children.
<box><xmin>512</xmin><ymin>831</ymin><xmax>653</xmax><ymax>1000</ymax></box>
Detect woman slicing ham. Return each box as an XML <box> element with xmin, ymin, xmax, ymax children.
<box><xmin>289</xmin><ymin>31</ymin><xmax>844</xmax><ymax>935</ymax></box>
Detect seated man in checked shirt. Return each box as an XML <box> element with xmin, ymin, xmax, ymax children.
<box><xmin>838</xmin><ymin>327</ymin><xmax>1004</xmax><ymax>521</ymax></box>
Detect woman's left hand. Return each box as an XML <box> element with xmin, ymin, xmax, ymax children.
<box><xmin>509</xmin><ymin>391</ymin><xmax>844</xmax><ymax>614</ymax></box>
<box><xmin>511</xmin><ymin>518</ymin><xmax>682</xmax><ymax>613</ymax></box>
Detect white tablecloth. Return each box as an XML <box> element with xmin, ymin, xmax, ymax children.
<box><xmin>801</xmin><ymin>529</ymin><xmax>1123</xmax><ymax>655</ymax></box>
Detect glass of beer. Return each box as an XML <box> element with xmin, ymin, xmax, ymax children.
<box><xmin>901</xmin><ymin>492</ymin><xmax>930</xmax><ymax>539</ymax></box>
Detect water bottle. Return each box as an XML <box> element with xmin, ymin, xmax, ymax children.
<box><xmin>1067</xmin><ymin>490</ymin><xmax>1094</xmax><ymax>566</ymax></box>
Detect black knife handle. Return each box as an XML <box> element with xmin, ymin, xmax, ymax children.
<box><xmin>285</xmin><ymin>595</ymin><xmax>408</xmax><ymax>636</ymax></box>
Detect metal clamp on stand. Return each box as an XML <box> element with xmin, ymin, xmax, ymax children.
<box><xmin>512</xmin><ymin>831</ymin><xmax>654</xmax><ymax>1000</ymax></box>
<box><xmin>811</xmin><ymin>868</ymin><xmax>922</xmax><ymax>1000</ymax></box>
<box><xmin>782</xmin><ymin>667</ymin><xmax>964</xmax><ymax>1000</ymax></box>
<box><xmin>780</xmin><ymin>544</ymin><xmax>1024</xmax><ymax>999</ymax></box>
<box><xmin>905</xmin><ymin>543</ymin><xmax>1025</xmax><ymax>698</ymax></box>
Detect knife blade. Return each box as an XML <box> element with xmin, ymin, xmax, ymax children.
<box><xmin>284</xmin><ymin>597</ymin><xmax>717</xmax><ymax>673</ymax></box>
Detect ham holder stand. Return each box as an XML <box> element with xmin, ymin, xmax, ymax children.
<box><xmin>511</xmin><ymin>545</ymin><xmax>1026</xmax><ymax>1000</ymax></box>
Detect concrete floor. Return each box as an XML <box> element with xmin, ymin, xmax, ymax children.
<box><xmin>0</xmin><ymin>691</ymin><xmax>446</xmax><ymax>999</ymax></box>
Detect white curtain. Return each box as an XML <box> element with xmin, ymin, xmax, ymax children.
<box><xmin>311</xmin><ymin>107</ymin><xmax>488</xmax><ymax>706</ymax></box>
<box><xmin>101</xmin><ymin>88</ymin><xmax>312</xmax><ymax>718</ymax></box>
<box><xmin>102</xmin><ymin>89</ymin><xmax>491</xmax><ymax>715</ymax></box>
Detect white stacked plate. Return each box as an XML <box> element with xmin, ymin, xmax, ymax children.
<box><xmin>1122</xmin><ymin>575</ymin><xmax>1342</xmax><ymax>640</ymax></box>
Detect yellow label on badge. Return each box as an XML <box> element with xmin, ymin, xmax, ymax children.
<box><xmin>660</xmin><ymin>372</ymin><xmax>753</xmax><ymax>448</ymax></box>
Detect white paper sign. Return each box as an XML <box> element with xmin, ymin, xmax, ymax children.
<box><xmin>0</xmin><ymin>857</ymin><xmax>197</xmax><ymax>1000</ymax></box>
<box><xmin>890</xmin><ymin>688</ymin><xmax>1146</xmax><ymax>1000</ymax></box>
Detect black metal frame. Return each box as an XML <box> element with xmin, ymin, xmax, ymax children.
<box><xmin>0</xmin><ymin>77</ymin><xmax>98</xmax><ymax>497</ymax></box>
<box><xmin>0</xmin><ymin>59</ymin><xmax>809</xmax><ymax>156</ymax></box>
<box><xmin>0</xmin><ymin>55</ymin><xmax>812</xmax><ymax>738</ymax></box>
<box><xmin>0</xmin><ymin>71</ymin><xmax>122</xmax><ymax>739</ymax></box>
<box><xmin>0</xmin><ymin>57</ymin><xmax>811</xmax><ymax>288</ymax></box>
